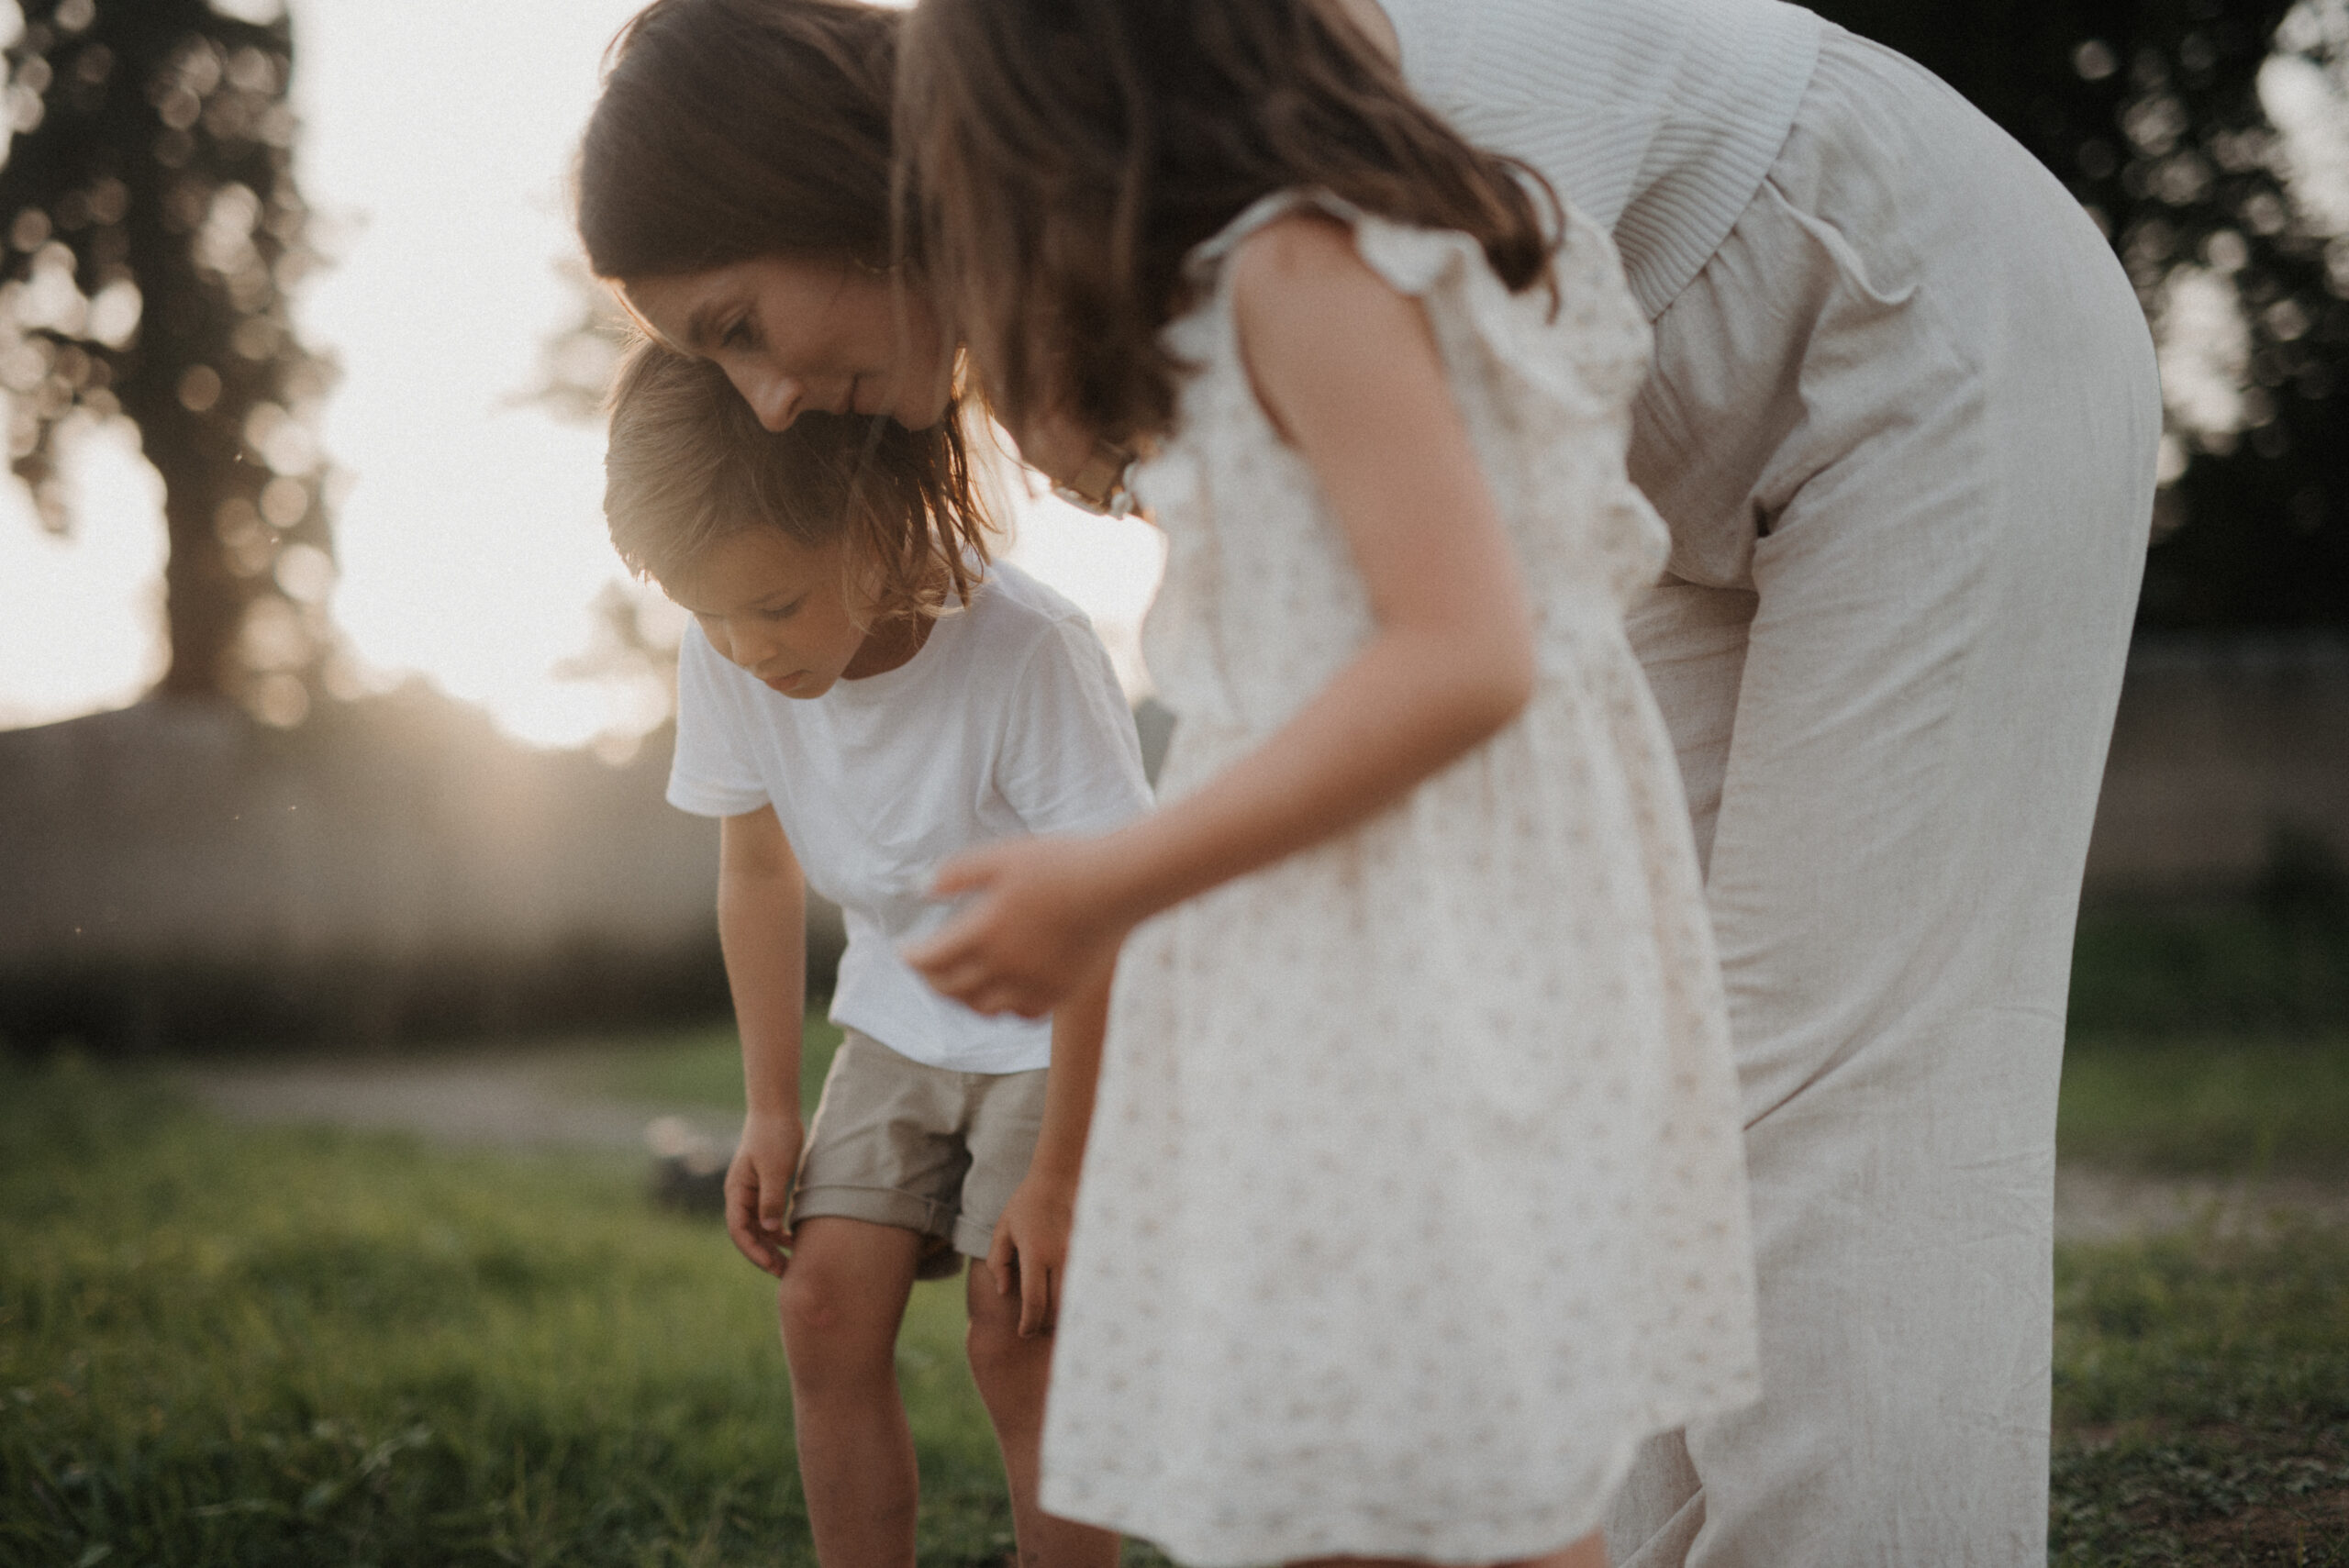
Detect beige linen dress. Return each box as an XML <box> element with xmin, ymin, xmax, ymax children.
<box><xmin>1375</xmin><ymin>12</ymin><xmax>2159</xmax><ymax>1562</ymax></box>
<box><xmin>1035</xmin><ymin>191</ymin><xmax>1759</xmax><ymax>1566</ymax></box>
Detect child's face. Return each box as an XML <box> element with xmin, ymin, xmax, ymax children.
<box><xmin>625</xmin><ymin>256</ymin><xmax>953</xmax><ymax>435</ymax></box>
<box><xmin>662</xmin><ymin>530</ymin><xmax>889</xmax><ymax>700</ymax></box>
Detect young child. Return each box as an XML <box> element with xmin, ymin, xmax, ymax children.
<box><xmin>603</xmin><ymin>340</ymin><xmax>1145</xmax><ymax>1568</ymax></box>
<box><xmin>894</xmin><ymin>3</ymin><xmax>1763</xmax><ymax>1564</ymax></box>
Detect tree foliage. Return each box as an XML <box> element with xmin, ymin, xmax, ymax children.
<box><xmin>0</xmin><ymin>0</ymin><xmax>335</xmax><ymax>718</ymax></box>
<box><xmin>1814</xmin><ymin>0</ymin><xmax>2349</xmax><ymax>628</ymax></box>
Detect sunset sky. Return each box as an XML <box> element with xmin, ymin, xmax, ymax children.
<box><xmin>0</xmin><ymin>0</ymin><xmax>1164</xmax><ymax>743</ymax></box>
<box><xmin>3</xmin><ymin>0</ymin><xmax>2346</xmax><ymax>741</ymax></box>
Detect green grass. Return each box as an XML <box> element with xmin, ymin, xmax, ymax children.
<box><xmin>2051</xmin><ymin>1226</ymin><xmax>2349</xmax><ymax>1565</ymax></box>
<box><xmin>597</xmin><ymin>1016</ymin><xmax>843</xmax><ymax>1118</ymax></box>
<box><xmin>2069</xmin><ymin>905</ymin><xmax>2349</xmax><ymax>1039</ymax></box>
<box><xmin>0</xmin><ymin>1052</ymin><xmax>1008</xmax><ymax>1568</ymax></box>
<box><xmin>2048</xmin><ymin>916</ymin><xmax>2349</xmax><ymax>1561</ymax></box>
<box><xmin>2059</xmin><ymin>1035</ymin><xmax>2349</xmax><ymax>1177</ymax></box>
<box><xmin>11</xmin><ymin>910</ymin><xmax>2349</xmax><ymax>1567</ymax></box>
<box><xmin>15</xmin><ymin>1068</ymin><xmax>2343</xmax><ymax>1568</ymax></box>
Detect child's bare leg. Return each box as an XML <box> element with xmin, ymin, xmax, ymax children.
<box><xmin>1294</xmin><ymin>1536</ymin><xmax>1606</xmax><ymax>1568</ymax></box>
<box><xmin>963</xmin><ymin>1262</ymin><xmax>1121</xmax><ymax>1568</ymax></box>
<box><xmin>776</xmin><ymin>1217</ymin><xmax>926</xmax><ymax>1568</ymax></box>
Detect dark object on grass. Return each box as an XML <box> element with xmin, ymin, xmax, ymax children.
<box><xmin>645</xmin><ymin>1115</ymin><xmax>731</xmax><ymax>1216</ymax></box>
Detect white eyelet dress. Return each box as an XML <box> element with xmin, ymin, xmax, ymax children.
<box><xmin>1037</xmin><ymin>190</ymin><xmax>1760</xmax><ymax>1566</ymax></box>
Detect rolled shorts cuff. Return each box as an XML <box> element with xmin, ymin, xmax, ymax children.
<box><xmin>951</xmin><ymin>1214</ymin><xmax>998</xmax><ymax>1262</ymax></box>
<box><xmin>788</xmin><ymin>1183</ymin><xmax>968</xmax><ymax>1279</ymax></box>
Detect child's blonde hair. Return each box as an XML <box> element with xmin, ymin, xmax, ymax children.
<box><xmin>603</xmin><ymin>338</ymin><xmax>991</xmax><ymax>617</ymax></box>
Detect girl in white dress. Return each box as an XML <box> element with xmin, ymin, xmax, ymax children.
<box><xmin>896</xmin><ymin>3</ymin><xmax>1758</xmax><ymax>1562</ymax></box>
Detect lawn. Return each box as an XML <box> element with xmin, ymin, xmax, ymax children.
<box><xmin>2052</xmin><ymin>1228</ymin><xmax>2349</xmax><ymax>1564</ymax></box>
<box><xmin>2047</xmin><ymin>906</ymin><xmax>2349</xmax><ymax>1563</ymax></box>
<box><xmin>6</xmin><ymin>900</ymin><xmax>2349</xmax><ymax>1565</ymax></box>
<box><xmin>0</xmin><ymin>1051</ymin><xmax>1010</xmax><ymax>1568</ymax></box>
<box><xmin>2058</xmin><ymin>1035</ymin><xmax>2349</xmax><ymax>1178</ymax></box>
<box><xmin>599</xmin><ymin>1016</ymin><xmax>841</xmax><ymax>1115</ymax></box>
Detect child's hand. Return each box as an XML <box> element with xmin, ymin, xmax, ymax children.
<box><xmin>986</xmin><ymin>1172</ymin><xmax>1078</xmax><ymax>1336</ymax></box>
<box><xmin>725</xmin><ymin>1112</ymin><xmax>804</xmax><ymax>1278</ymax></box>
<box><xmin>907</xmin><ymin>835</ymin><xmax>1129</xmax><ymax>1018</ymax></box>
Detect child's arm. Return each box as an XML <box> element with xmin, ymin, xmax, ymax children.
<box><xmin>718</xmin><ymin>805</ymin><xmax>809</xmax><ymax>1279</ymax></box>
<box><xmin>985</xmin><ymin>957</ymin><xmax>1114</xmax><ymax>1336</ymax></box>
<box><xmin>910</xmin><ymin>212</ymin><xmax>1534</xmax><ymax>1017</ymax></box>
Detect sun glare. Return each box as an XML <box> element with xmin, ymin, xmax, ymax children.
<box><xmin>0</xmin><ymin>0</ymin><xmax>1165</xmax><ymax>751</ymax></box>
<box><xmin>0</xmin><ymin>415</ymin><xmax>167</xmax><ymax>728</ymax></box>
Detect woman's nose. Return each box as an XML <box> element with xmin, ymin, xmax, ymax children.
<box><xmin>732</xmin><ymin>365</ymin><xmax>804</xmax><ymax>432</ymax></box>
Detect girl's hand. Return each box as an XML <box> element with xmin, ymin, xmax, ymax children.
<box><xmin>725</xmin><ymin>1111</ymin><xmax>804</xmax><ymax>1278</ymax></box>
<box><xmin>906</xmin><ymin>835</ymin><xmax>1130</xmax><ymax>1018</ymax></box>
<box><xmin>985</xmin><ymin>1172</ymin><xmax>1078</xmax><ymax>1336</ymax></box>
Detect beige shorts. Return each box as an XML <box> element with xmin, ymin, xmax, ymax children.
<box><xmin>789</xmin><ymin>1028</ymin><xmax>1049</xmax><ymax>1281</ymax></box>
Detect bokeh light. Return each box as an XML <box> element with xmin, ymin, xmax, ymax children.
<box><xmin>0</xmin><ymin>0</ymin><xmax>1164</xmax><ymax>749</ymax></box>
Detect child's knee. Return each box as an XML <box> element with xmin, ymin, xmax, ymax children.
<box><xmin>774</xmin><ymin>1243</ymin><xmax>905</xmax><ymax>1385</ymax></box>
<box><xmin>775</xmin><ymin>1268</ymin><xmax>843</xmax><ymax>1341</ymax></box>
<box><xmin>963</xmin><ymin>1295</ymin><xmax>1045</xmax><ymax>1398</ymax></box>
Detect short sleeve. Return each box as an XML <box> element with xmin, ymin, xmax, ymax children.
<box><xmin>996</xmin><ymin>617</ymin><xmax>1154</xmax><ymax>837</ymax></box>
<box><xmin>666</xmin><ymin>622</ymin><xmax>772</xmax><ymax>818</ymax></box>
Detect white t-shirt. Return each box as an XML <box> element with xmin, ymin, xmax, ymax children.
<box><xmin>667</xmin><ymin>562</ymin><xmax>1152</xmax><ymax>1073</ymax></box>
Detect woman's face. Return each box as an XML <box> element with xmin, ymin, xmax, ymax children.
<box><xmin>626</xmin><ymin>255</ymin><xmax>954</xmax><ymax>432</ymax></box>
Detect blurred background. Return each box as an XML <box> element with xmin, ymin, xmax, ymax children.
<box><xmin>0</xmin><ymin>0</ymin><xmax>1165</xmax><ymax>1051</ymax></box>
<box><xmin>0</xmin><ymin>0</ymin><xmax>2343</xmax><ymax>1052</ymax></box>
<box><xmin>0</xmin><ymin>1</ymin><xmax>2345</xmax><ymax>1562</ymax></box>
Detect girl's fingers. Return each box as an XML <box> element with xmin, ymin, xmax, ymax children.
<box><xmin>916</xmin><ymin>958</ymin><xmax>988</xmax><ymax>1005</ymax></box>
<box><xmin>903</xmin><ymin>906</ymin><xmax>990</xmax><ymax>974</ymax></box>
<box><xmin>908</xmin><ymin>918</ymin><xmax>1070</xmax><ymax>1012</ymax></box>
<box><xmin>929</xmin><ymin>848</ymin><xmax>1005</xmax><ymax>897</ymax></box>
<box><xmin>973</xmin><ymin>983</ymin><xmax>1043</xmax><ymax>1019</ymax></box>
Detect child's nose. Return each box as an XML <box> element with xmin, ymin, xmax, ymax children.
<box><xmin>727</xmin><ymin>621</ymin><xmax>775</xmax><ymax>663</ymax></box>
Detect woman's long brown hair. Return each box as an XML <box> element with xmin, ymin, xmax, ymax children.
<box><xmin>579</xmin><ymin>0</ymin><xmax>904</xmax><ymax>277</ymax></box>
<box><xmin>897</xmin><ymin>0</ymin><xmax>1562</xmax><ymax>450</ymax></box>
<box><xmin>580</xmin><ymin>0</ymin><xmax>996</xmax><ymax>585</ymax></box>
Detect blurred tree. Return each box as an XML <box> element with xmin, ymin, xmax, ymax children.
<box><xmin>1812</xmin><ymin>0</ymin><xmax>2349</xmax><ymax>628</ymax></box>
<box><xmin>523</xmin><ymin>252</ymin><xmax>630</xmax><ymax>425</ymax></box>
<box><xmin>0</xmin><ymin>0</ymin><xmax>336</xmax><ymax>723</ymax></box>
<box><xmin>529</xmin><ymin>260</ymin><xmax>684</xmax><ymax>749</ymax></box>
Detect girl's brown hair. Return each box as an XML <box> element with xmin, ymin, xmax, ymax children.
<box><xmin>897</xmin><ymin>0</ymin><xmax>1562</xmax><ymax>449</ymax></box>
<box><xmin>578</xmin><ymin>0</ymin><xmax>903</xmax><ymax>278</ymax></box>
<box><xmin>604</xmin><ymin>339</ymin><xmax>991</xmax><ymax>620</ymax></box>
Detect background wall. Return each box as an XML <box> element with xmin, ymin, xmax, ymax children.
<box><xmin>2</xmin><ymin>654</ymin><xmax>2337</xmax><ymax>1052</ymax></box>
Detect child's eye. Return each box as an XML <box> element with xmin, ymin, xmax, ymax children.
<box><xmin>719</xmin><ymin>314</ymin><xmax>758</xmax><ymax>351</ymax></box>
<box><xmin>760</xmin><ymin>599</ymin><xmax>803</xmax><ymax>622</ymax></box>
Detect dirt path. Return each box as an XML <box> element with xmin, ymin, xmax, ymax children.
<box><xmin>2054</xmin><ymin>1164</ymin><xmax>2349</xmax><ymax>1241</ymax></box>
<box><xmin>179</xmin><ymin>1044</ymin><xmax>725</xmax><ymax>1153</ymax></box>
<box><xmin>181</xmin><ymin>1044</ymin><xmax>2347</xmax><ymax>1240</ymax></box>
